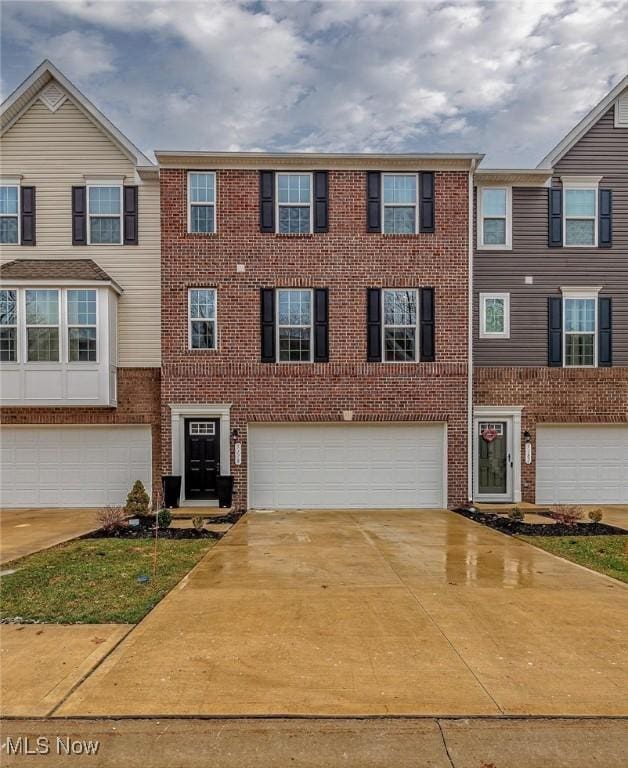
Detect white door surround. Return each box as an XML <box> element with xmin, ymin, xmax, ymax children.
<box><xmin>473</xmin><ymin>406</ymin><xmax>522</xmax><ymax>503</ymax></box>
<box><xmin>169</xmin><ymin>404</ymin><xmax>231</xmax><ymax>506</ymax></box>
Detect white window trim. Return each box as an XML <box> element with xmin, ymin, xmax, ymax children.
<box><xmin>67</xmin><ymin>289</ymin><xmax>99</xmax><ymax>363</ymax></box>
<box><xmin>381</xmin><ymin>173</ymin><xmax>419</xmax><ymax>235</ymax></box>
<box><xmin>275</xmin><ymin>172</ymin><xmax>313</xmax><ymax>234</ymax></box>
<box><xmin>187</xmin><ymin>171</ymin><xmax>217</xmax><ymax>235</ymax></box>
<box><xmin>561</xmin><ymin>288</ymin><xmax>599</xmax><ymax>368</ymax></box>
<box><xmin>0</xmin><ymin>182</ymin><xmax>21</xmax><ymax>245</ymax></box>
<box><xmin>86</xmin><ymin>184</ymin><xmax>123</xmax><ymax>246</ymax></box>
<box><xmin>188</xmin><ymin>288</ymin><xmax>218</xmax><ymax>351</ymax></box>
<box><xmin>477</xmin><ymin>185</ymin><xmax>512</xmax><ymax>250</ymax></box>
<box><xmin>561</xmin><ymin>177</ymin><xmax>600</xmax><ymax>248</ymax></box>
<box><xmin>24</xmin><ymin>288</ymin><xmax>61</xmax><ymax>363</ymax></box>
<box><xmin>0</xmin><ymin>288</ymin><xmax>18</xmax><ymax>362</ymax></box>
<box><xmin>381</xmin><ymin>288</ymin><xmax>419</xmax><ymax>363</ymax></box>
<box><xmin>479</xmin><ymin>292</ymin><xmax>510</xmax><ymax>339</ymax></box>
<box><xmin>276</xmin><ymin>288</ymin><xmax>314</xmax><ymax>363</ymax></box>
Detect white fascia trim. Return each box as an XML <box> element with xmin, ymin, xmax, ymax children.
<box><xmin>84</xmin><ymin>175</ymin><xmax>127</xmax><ymax>184</ymax></box>
<box><xmin>560</xmin><ymin>175</ymin><xmax>603</xmax><ymax>186</ymax></box>
<box><xmin>0</xmin><ymin>278</ymin><xmax>123</xmax><ymax>295</ymax></box>
<box><xmin>0</xmin><ymin>177</ymin><xmax>23</xmax><ymax>185</ymax></box>
<box><xmin>474</xmin><ymin>405</ymin><xmax>523</xmax><ymax>416</ymax></box>
<box><xmin>560</xmin><ymin>286</ymin><xmax>603</xmax><ymax>295</ymax></box>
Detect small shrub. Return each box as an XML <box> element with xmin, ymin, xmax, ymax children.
<box><xmin>125</xmin><ymin>480</ymin><xmax>150</xmax><ymax>516</ymax></box>
<box><xmin>508</xmin><ymin>507</ymin><xmax>525</xmax><ymax>522</ymax></box>
<box><xmin>97</xmin><ymin>505</ymin><xmax>128</xmax><ymax>534</ymax></box>
<box><xmin>549</xmin><ymin>505</ymin><xmax>583</xmax><ymax>526</ymax></box>
<box><xmin>192</xmin><ymin>516</ymin><xmax>205</xmax><ymax>533</ymax></box>
<box><xmin>588</xmin><ymin>508</ymin><xmax>604</xmax><ymax>523</ymax></box>
<box><xmin>157</xmin><ymin>508</ymin><xmax>172</xmax><ymax>529</ymax></box>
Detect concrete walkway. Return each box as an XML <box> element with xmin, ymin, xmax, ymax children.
<box><xmin>0</xmin><ymin>507</ymin><xmax>100</xmax><ymax>565</ymax></box>
<box><xmin>55</xmin><ymin>509</ymin><xmax>628</xmax><ymax>717</ymax></box>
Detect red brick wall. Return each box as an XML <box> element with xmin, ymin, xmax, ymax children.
<box><xmin>1</xmin><ymin>368</ymin><xmax>162</xmax><ymax>500</ymax></box>
<box><xmin>160</xmin><ymin>168</ymin><xmax>470</xmax><ymax>507</ymax></box>
<box><xmin>475</xmin><ymin>367</ymin><xmax>628</xmax><ymax>502</ymax></box>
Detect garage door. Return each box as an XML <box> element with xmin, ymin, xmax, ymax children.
<box><xmin>249</xmin><ymin>423</ymin><xmax>446</xmax><ymax>509</ymax></box>
<box><xmin>536</xmin><ymin>425</ymin><xmax>628</xmax><ymax>504</ymax></box>
<box><xmin>0</xmin><ymin>426</ymin><xmax>152</xmax><ymax>508</ymax></box>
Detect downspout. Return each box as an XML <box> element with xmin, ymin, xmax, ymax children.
<box><xmin>467</xmin><ymin>160</ymin><xmax>478</xmax><ymax>504</ymax></box>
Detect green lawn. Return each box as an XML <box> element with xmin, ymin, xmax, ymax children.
<box><xmin>519</xmin><ymin>535</ymin><xmax>628</xmax><ymax>584</ymax></box>
<box><xmin>0</xmin><ymin>538</ymin><xmax>214</xmax><ymax>624</ymax></box>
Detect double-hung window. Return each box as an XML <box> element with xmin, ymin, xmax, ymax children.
<box><xmin>277</xmin><ymin>289</ymin><xmax>312</xmax><ymax>361</ymax></box>
<box><xmin>480</xmin><ymin>292</ymin><xmax>510</xmax><ymax>339</ymax></box>
<box><xmin>383</xmin><ymin>289</ymin><xmax>418</xmax><ymax>361</ymax></box>
<box><xmin>25</xmin><ymin>289</ymin><xmax>59</xmax><ymax>362</ymax></box>
<box><xmin>88</xmin><ymin>185</ymin><xmax>122</xmax><ymax>244</ymax></box>
<box><xmin>0</xmin><ymin>289</ymin><xmax>18</xmax><ymax>361</ymax></box>
<box><xmin>277</xmin><ymin>174</ymin><xmax>312</xmax><ymax>234</ymax></box>
<box><xmin>478</xmin><ymin>187</ymin><xmax>511</xmax><ymax>248</ymax></box>
<box><xmin>563</xmin><ymin>292</ymin><xmax>597</xmax><ymax>367</ymax></box>
<box><xmin>67</xmin><ymin>289</ymin><xmax>97</xmax><ymax>361</ymax></box>
<box><xmin>383</xmin><ymin>174</ymin><xmax>417</xmax><ymax>234</ymax></box>
<box><xmin>0</xmin><ymin>185</ymin><xmax>19</xmax><ymax>244</ymax></box>
<box><xmin>563</xmin><ymin>183</ymin><xmax>597</xmax><ymax>247</ymax></box>
<box><xmin>189</xmin><ymin>288</ymin><xmax>217</xmax><ymax>349</ymax></box>
<box><xmin>188</xmin><ymin>172</ymin><xmax>216</xmax><ymax>233</ymax></box>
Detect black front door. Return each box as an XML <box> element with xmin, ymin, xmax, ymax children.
<box><xmin>185</xmin><ymin>419</ymin><xmax>220</xmax><ymax>500</ymax></box>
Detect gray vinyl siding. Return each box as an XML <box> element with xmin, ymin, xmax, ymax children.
<box><xmin>474</xmin><ymin>106</ymin><xmax>628</xmax><ymax>367</ymax></box>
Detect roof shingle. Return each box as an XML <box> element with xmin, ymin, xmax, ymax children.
<box><xmin>0</xmin><ymin>259</ymin><xmax>119</xmax><ymax>289</ymax></box>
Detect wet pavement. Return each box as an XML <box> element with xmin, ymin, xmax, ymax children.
<box><xmin>53</xmin><ymin>509</ymin><xmax>628</xmax><ymax>717</ymax></box>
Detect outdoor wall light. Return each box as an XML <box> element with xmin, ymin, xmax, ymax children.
<box><xmin>523</xmin><ymin>431</ymin><xmax>532</xmax><ymax>464</ymax></box>
<box><xmin>231</xmin><ymin>428</ymin><xmax>240</xmax><ymax>443</ymax></box>
<box><xmin>523</xmin><ymin>430</ymin><xmax>531</xmax><ymax>443</ymax></box>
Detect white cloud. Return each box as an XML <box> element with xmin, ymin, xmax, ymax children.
<box><xmin>1</xmin><ymin>0</ymin><xmax>626</xmax><ymax>164</ymax></box>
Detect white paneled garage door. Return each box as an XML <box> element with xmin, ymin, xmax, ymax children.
<box><xmin>536</xmin><ymin>425</ymin><xmax>628</xmax><ymax>504</ymax></box>
<box><xmin>249</xmin><ymin>423</ymin><xmax>446</xmax><ymax>509</ymax></box>
<box><xmin>0</xmin><ymin>426</ymin><xmax>152</xmax><ymax>508</ymax></box>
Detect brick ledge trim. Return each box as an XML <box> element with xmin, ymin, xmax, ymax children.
<box><xmin>246</xmin><ymin>413</ymin><xmax>450</xmax><ymax>423</ymax></box>
<box><xmin>163</xmin><ymin>362</ymin><xmax>466</xmax><ymax>378</ymax></box>
<box><xmin>475</xmin><ymin>367</ymin><xmax>628</xmax><ymax>381</ymax></box>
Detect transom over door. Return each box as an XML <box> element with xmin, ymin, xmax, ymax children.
<box><xmin>185</xmin><ymin>419</ymin><xmax>220</xmax><ymax>500</ymax></box>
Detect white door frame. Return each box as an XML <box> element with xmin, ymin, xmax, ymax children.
<box><xmin>473</xmin><ymin>406</ymin><xmax>522</xmax><ymax>503</ymax></box>
<box><xmin>169</xmin><ymin>404</ymin><xmax>231</xmax><ymax>506</ymax></box>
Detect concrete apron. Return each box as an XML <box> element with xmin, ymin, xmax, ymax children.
<box><xmin>50</xmin><ymin>509</ymin><xmax>628</xmax><ymax>718</ymax></box>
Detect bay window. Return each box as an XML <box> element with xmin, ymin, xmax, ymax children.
<box><xmin>26</xmin><ymin>289</ymin><xmax>59</xmax><ymax>362</ymax></box>
<box><xmin>67</xmin><ymin>289</ymin><xmax>97</xmax><ymax>361</ymax></box>
<box><xmin>0</xmin><ymin>289</ymin><xmax>17</xmax><ymax>361</ymax></box>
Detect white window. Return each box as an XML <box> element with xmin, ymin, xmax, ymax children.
<box><xmin>382</xmin><ymin>174</ymin><xmax>418</xmax><ymax>234</ymax></box>
<box><xmin>563</xmin><ymin>181</ymin><xmax>598</xmax><ymax>247</ymax></box>
<box><xmin>478</xmin><ymin>187</ymin><xmax>511</xmax><ymax>249</ymax></box>
<box><xmin>382</xmin><ymin>289</ymin><xmax>418</xmax><ymax>361</ymax></box>
<box><xmin>563</xmin><ymin>291</ymin><xmax>597</xmax><ymax>367</ymax></box>
<box><xmin>480</xmin><ymin>292</ymin><xmax>510</xmax><ymax>339</ymax></box>
<box><xmin>276</xmin><ymin>174</ymin><xmax>312</xmax><ymax>234</ymax></box>
<box><xmin>0</xmin><ymin>185</ymin><xmax>19</xmax><ymax>244</ymax></box>
<box><xmin>25</xmin><ymin>289</ymin><xmax>60</xmax><ymax>362</ymax></box>
<box><xmin>189</xmin><ymin>288</ymin><xmax>217</xmax><ymax>349</ymax></box>
<box><xmin>67</xmin><ymin>289</ymin><xmax>97</xmax><ymax>362</ymax></box>
<box><xmin>87</xmin><ymin>185</ymin><xmax>122</xmax><ymax>245</ymax></box>
<box><xmin>188</xmin><ymin>172</ymin><xmax>216</xmax><ymax>234</ymax></box>
<box><xmin>0</xmin><ymin>289</ymin><xmax>18</xmax><ymax>361</ymax></box>
<box><xmin>277</xmin><ymin>289</ymin><xmax>313</xmax><ymax>362</ymax></box>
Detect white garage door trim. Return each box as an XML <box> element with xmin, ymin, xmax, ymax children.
<box><xmin>536</xmin><ymin>424</ymin><xmax>628</xmax><ymax>504</ymax></box>
<box><xmin>1</xmin><ymin>425</ymin><xmax>152</xmax><ymax>508</ymax></box>
<box><xmin>248</xmin><ymin>422</ymin><xmax>447</xmax><ymax>509</ymax></box>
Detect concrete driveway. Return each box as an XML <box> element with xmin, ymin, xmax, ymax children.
<box><xmin>0</xmin><ymin>508</ymin><xmax>100</xmax><ymax>565</ymax></box>
<box><xmin>55</xmin><ymin>509</ymin><xmax>628</xmax><ymax>717</ymax></box>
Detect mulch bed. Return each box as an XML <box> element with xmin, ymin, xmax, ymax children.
<box><xmin>454</xmin><ymin>507</ymin><xmax>627</xmax><ymax>537</ymax></box>
<box><xmin>86</xmin><ymin>510</ymin><xmax>246</xmax><ymax>540</ymax></box>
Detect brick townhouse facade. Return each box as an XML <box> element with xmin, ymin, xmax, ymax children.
<box><xmin>157</xmin><ymin>155</ymin><xmax>480</xmax><ymax>509</ymax></box>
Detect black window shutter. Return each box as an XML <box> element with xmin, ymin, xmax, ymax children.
<box><xmin>313</xmin><ymin>288</ymin><xmax>329</xmax><ymax>362</ymax></box>
<box><xmin>260</xmin><ymin>288</ymin><xmax>276</xmax><ymax>362</ymax></box>
<box><xmin>313</xmin><ymin>172</ymin><xmax>328</xmax><ymax>233</ymax></box>
<box><xmin>599</xmin><ymin>189</ymin><xmax>612</xmax><ymax>248</ymax></box>
<box><xmin>20</xmin><ymin>187</ymin><xmax>36</xmax><ymax>246</ymax></box>
<box><xmin>548</xmin><ymin>297</ymin><xmax>563</xmax><ymax>366</ymax></box>
<box><xmin>123</xmin><ymin>185</ymin><xmax>139</xmax><ymax>245</ymax></box>
<box><xmin>260</xmin><ymin>171</ymin><xmax>275</xmax><ymax>233</ymax></box>
<box><xmin>548</xmin><ymin>187</ymin><xmax>562</xmax><ymax>247</ymax></box>
<box><xmin>366</xmin><ymin>172</ymin><xmax>381</xmax><ymax>232</ymax></box>
<box><xmin>366</xmin><ymin>288</ymin><xmax>382</xmax><ymax>361</ymax></box>
<box><xmin>72</xmin><ymin>186</ymin><xmax>87</xmax><ymax>245</ymax></box>
<box><xmin>598</xmin><ymin>297</ymin><xmax>612</xmax><ymax>367</ymax></box>
<box><xmin>419</xmin><ymin>287</ymin><xmax>435</xmax><ymax>361</ymax></box>
<box><xmin>419</xmin><ymin>172</ymin><xmax>435</xmax><ymax>233</ymax></box>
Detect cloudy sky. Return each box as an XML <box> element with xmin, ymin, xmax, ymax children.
<box><xmin>1</xmin><ymin>0</ymin><xmax>627</xmax><ymax>165</ymax></box>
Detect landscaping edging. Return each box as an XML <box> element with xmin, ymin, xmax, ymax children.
<box><xmin>454</xmin><ymin>507</ymin><xmax>628</xmax><ymax>537</ymax></box>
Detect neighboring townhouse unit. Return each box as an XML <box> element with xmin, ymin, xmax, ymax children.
<box><xmin>0</xmin><ymin>61</ymin><xmax>161</xmax><ymax>507</ymax></box>
<box><xmin>157</xmin><ymin>152</ymin><xmax>481</xmax><ymax>509</ymax></box>
<box><xmin>473</xmin><ymin>76</ymin><xmax>628</xmax><ymax>505</ymax></box>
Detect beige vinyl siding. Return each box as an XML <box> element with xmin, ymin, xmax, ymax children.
<box><xmin>0</xmin><ymin>96</ymin><xmax>160</xmax><ymax>367</ymax></box>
